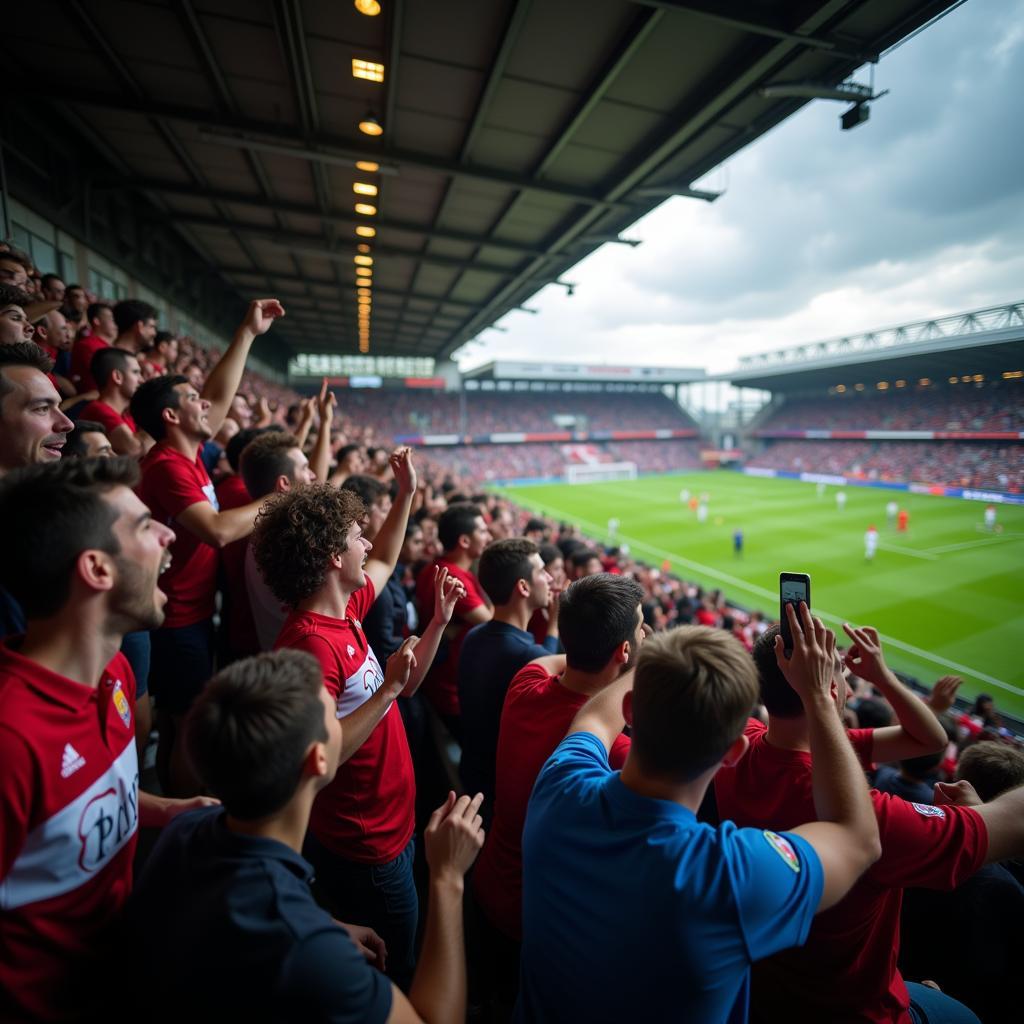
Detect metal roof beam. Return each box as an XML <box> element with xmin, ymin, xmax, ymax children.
<box><xmin>630</xmin><ymin>0</ymin><xmax>877</xmax><ymax>63</ymax></box>
<box><xmin>119</xmin><ymin>180</ymin><xmax>549</xmax><ymax>255</ymax></box>
<box><xmin>14</xmin><ymin>86</ymin><xmax>622</xmax><ymax>209</ymax></box>
<box><xmin>217</xmin><ymin>267</ymin><xmax>478</xmax><ymax>311</ymax></box>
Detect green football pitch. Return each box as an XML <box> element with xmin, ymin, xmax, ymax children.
<box><xmin>497</xmin><ymin>472</ymin><xmax>1024</xmax><ymax>720</ymax></box>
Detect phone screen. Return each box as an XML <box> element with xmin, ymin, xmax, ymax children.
<box><xmin>779</xmin><ymin>574</ymin><xmax>810</xmax><ymax>654</ymax></box>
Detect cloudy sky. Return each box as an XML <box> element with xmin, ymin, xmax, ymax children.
<box><xmin>454</xmin><ymin>0</ymin><xmax>1024</xmax><ymax>378</ymax></box>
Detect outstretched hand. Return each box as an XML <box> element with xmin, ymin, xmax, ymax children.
<box><xmin>433</xmin><ymin>565</ymin><xmax>466</xmax><ymax>625</ymax></box>
<box><xmin>389</xmin><ymin>446</ymin><xmax>417</xmax><ymax>495</ymax></box>
<box><xmin>424</xmin><ymin>791</ymin><xmax>485</xmax><ymax>884</ymax></box>
<box><xmin>774</xmin><ymin>602</ymin><xmax>836</xmax><ymax>707</ymax></box>
<box><xmin>928</xmin><ymin>675</ymin><xmax>962</xmax><ymax>714</ymax></box>
<box><xmin>317</xmin><ymin>376</ymin><xmax>336</xmax><ymax>423</ymax></box>
<box><xmin>241</xmin><ymin>298</ymin><xmax>286</xmax><ymax>336</ymax></box>
<box><xmin>841</xmin><ymin>622</ymin><xmax>890</xmax><ymax>687</ymax></box>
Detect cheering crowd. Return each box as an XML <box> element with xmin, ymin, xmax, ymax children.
<box><xmin>1</xmin><ymin>264</ymin><xmax>1023</xmax><ymax>1023</ymax></box>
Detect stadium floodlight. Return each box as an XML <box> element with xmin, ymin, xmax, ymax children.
<box><xmin>759</xmin><ymin>80</ymin><xmax>889</xmax><ymax>132</ymax></box>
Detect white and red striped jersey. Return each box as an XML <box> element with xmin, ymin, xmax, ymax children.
<box><xmin>0</xmin><ymin>642</ymin><xmax>138</xmax><ymax>1022</ymax></box>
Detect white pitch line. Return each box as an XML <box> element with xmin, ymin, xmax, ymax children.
<box><xmin>504</xmin><ymin>492</ymin><xmax>1024</xmax><ymax>698</ymax></box>
<box><xmin>927</xmin><ymin>534</ymin><xmax>1024</xmax><ymax>555</ymax></box>
<box><xmin>876</xmin><ymin>543</ymin><xmax>938</xmax><ymax>561</ymax></box>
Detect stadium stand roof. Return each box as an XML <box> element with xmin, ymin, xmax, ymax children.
<box><xmin>462</xmin><ymin>360</ymin><xmax>705</xmax><ymax>384</ymax></box>
<box><xmin>714</xmin><ymin>300</ymin><xmax>1024</xmax><ymax>393</ymax></box>
<box><xmin>6</xmin><ymin>0</ymin><xmax>958</xmax><ymax>367</ymax></box>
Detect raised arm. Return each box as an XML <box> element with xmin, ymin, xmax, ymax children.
<box><xmin>936</xmin><ymin>779</ymin><xmax>1024</xmax><ymax>866</ymax></box>
<box><xmin>176</xmin><ymin>497</ymin><xmax>265</xmax><ymax>549</ymax></box>
<box><xmin>202</xmin><ymin>299</ymin><xmax>285</xmax><ymax>435</ymax></box>
<box><xmin>309</xmin><ymin>379</ymin><xmax>335</xmax><ymax>484</ymax></box>
<box><xmin>336</xmin><ymin>637</ymin><xmax>419</xmax><ymax>764</ymax></box>
<box><xmin>403</xmin><ymin>568</ymin><xmax>465</xmax><ymax>694</ymax></box>
<box><xmin>386</xmin><ymin>792</ymin><xmax>484</xmax><ymax>1024</ymax></box>
<box><xmin>364</xmin><ymin>447</ymin><xmax>416</xmax><ymax>595</ymax></box>
<box><xmin>843</xmin><ymin>623</ymin><xmax>947</xmax><ymax>761</ymax></box>
<box><xmin>783</xmin><ymin>604</ymin><xmax>881</xmax><ymax>911</ymax></box>
<box><xmin>567</xmin><ymin>669</ymin><xmax>635</xmax><ymax>753</ymax></box>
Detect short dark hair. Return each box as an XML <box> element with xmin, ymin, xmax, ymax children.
<box><xmin>240</xmin><ymin>431</ymin><xmax>302</xmax><ymax>499</ymax></box>
<box><xmin>153</xmin><ymin>330</ymin><xmax>176</xmax><ymax>349</ymax></box>
<box><xmin>130</xmin><ymin>374</ymin><xmax>187</xmax><ymax>440</ymax></box>
<box><xmin>0</xmin><ymin>282</ymin><xmax>30</xmax><ymax>309</ymax></box>
<box><xmin>184</xmin><ymin>650</ymin><xmax>328</xmax><ymax>819</ymax></box>
<box><xmin>338</xmin><ymin>443</ymin><xmax>362</xmax><ymax>463</ymax></box>
<box><xmin>569</xmin><ymin>548</ymin><xmax>601</xmax><ymax>571</ymax></box>
<box><xmin>558</xmin><ymin>573</ymin><xmax>644</xmax><ymax>672</ymax></box>
<box><xmin>340</xmin><ymin>474</ymin><xmax>388</xmax><ymax>509</ymax></box>
<box><xmin>225</xmin><ymin>425</ymin><xmax>275</xmax><ymax>473</ymax></box>
<box><xmin>438</xmin><ymin>502</ymin><xmax>483</xmax><ymax>552</ymax></box>
<box><xmin>855</xmin><ymin>698</ymin><xmax>893</xmax><ymax>729</ymax></box>
<box><xmin>631</xmin><ymin>626</ymin><xmax>759</xmax><ymax>782</ymax></box>
<box><xmin>41</xmin><ymin>273</ymin><xmax>64</xmax><ymax>289</ymax></box>
<box><xmin>0</xmin><ymin>341</ymin><xmax>54</xmax><ymax>404</ymax></box>
<box><xmin>478</xmin><ymin>538</ymin><xmax>538</xmax><ymax>605</ymax></box>
<box><xmin>752</xmin><ymin>624</ymin><xmax>803</xmax><ymax>718</ymax></box>
<box><xmin>113</xmin><ymin>299</ymin><xmax>158</xmax><ymax>335</ymax></box>
<box><xmin>87</xmin><ymin>302</ymin><xmax>112</xmax><ymax>322</ymax></box>
<box><xmin>252</xmin><ymin>485</ymin><xmax>366</xmax><ymax>608</ymax></box>
<box><xmin>525</xmin><ymin>517</ymin><xmax>547</xmax><ymax>535</ymax></box>
<box><xmin>539</xmin><ymin>543</ymin><xmax>562</xmax><ymax>567</ymax></box>
<box><xmin>91</xmin><ymin>345</ymin><xmax>134</xmax><ymax>389</ymax></box>
<box><xmin>65</xmin><ymin>420</ymin><xmax>108</xmax><ymax>458</ymax></box>
<box><xmin>0</xmin><ymin>456</ymin><xmax>139</xmax><ymax>618</ymax></box>
<box><xmin>0</xmin><ymin>247</ymin><xmax>32</xmax><ymax>272</ymax></box>
<box><xmin>956</xmin><ymin>741</ymin><xmax>1024</xmax><ymax>802</ymax></box>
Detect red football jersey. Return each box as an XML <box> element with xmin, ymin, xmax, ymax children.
<box><xmin>216</xmin><ymin>475</ymin><xmax>259</xmax><ymax>657</ymax></box>
<box><xmin>136</xmin><ymin>442</ymin><xmax>220</xmax><ymax>628</ymax></box>
<box><xmin>69</xmin><ymin>333</ymin><xmax>109</xmax><ymax>392</ymax></box>
<box><xmin>76</xmin><ymin>399</ymin><xmax>137</xmax><ymax>436</ymax></box>
<box><xmin>275</xmin><ymin>577</ymin><xmax>415</xmax><ymax>864</ymax></box>
<box><xmin>0</xmin><ymin>643</ymin><xmax>139</xmax><ymax>1022</ymax></box>
<box><xmin>472</xmin><ymin>663</ymin><xmax>631</xmax><ymax>940</ymax></box>
<box><xmin>714</xmin><ymin>719</ymin><xmax>987</xmax><ymax>1024</ymax></box>
<box><xmin>415</xmin><ymin>558</ymin><xmax>486</xmax><ymax>717</ymax></box>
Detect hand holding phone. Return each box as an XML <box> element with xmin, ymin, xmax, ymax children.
<box><xmin>779</xmin><ymin>572</ymin><xmax>811</xmax><ymax>656</ymax></box>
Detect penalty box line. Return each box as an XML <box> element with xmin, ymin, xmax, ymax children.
<box><xmin>504</xmin><ymin>492</ymin><xmax>1024</xmax><ymax>698</ymax></box>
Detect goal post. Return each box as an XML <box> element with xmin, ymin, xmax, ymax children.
<box><xmin>565</xmin><ymin>461</ymin><xmax>638</xmax><ymax>485</ymax></box>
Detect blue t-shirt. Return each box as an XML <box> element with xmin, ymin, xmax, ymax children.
<box><xmin>517</xmin><ymin>732</ymin><xmax>823</xmax><ymax>1024</ymax></box>
<box><xmin>457</xmin><ymin>619</ymin><xmax>558</xmax><ymax>810</ymax></box>
<box><xmin>126</xmin><ymin>807</ymin><xmax>392</xmax><ymax>1023</ymax></box>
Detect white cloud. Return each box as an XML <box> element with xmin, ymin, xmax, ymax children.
<box><xmin>456</xmin><ymin>1</ymin><xmax>1024</xmax><ymax>377</ymax></box>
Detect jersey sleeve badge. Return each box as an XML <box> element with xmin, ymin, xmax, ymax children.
<box><xmin>112</xmin><ymin>682</ymin><xmax>132</xmax><ymax>729</ymax></box>
<box><xmin>911</xmin><ymin>802</ymin><xmax>946</xmax><ymax>818</ymax></box>
<box><xmin>763</xmin><ymin>830</ymin><xmax>800</xmax><ymax>872</ymax></box>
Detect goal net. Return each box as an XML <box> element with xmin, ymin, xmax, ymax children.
<box><xmin>565</xmin><ymin>461</ymin><xmax>638</xmax><ymax>485</ymax></box>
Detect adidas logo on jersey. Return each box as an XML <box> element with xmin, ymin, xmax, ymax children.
<box><xmin>61</xmin><ymin>743</ymin><xmax>86</xmax><ymax>778</ymax></box>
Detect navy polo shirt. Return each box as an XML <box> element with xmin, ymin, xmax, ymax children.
<box><xmin>457</xmin><ymin>619</ymin><xmax>558</xmax><ymax>811</ymax></box>
<box><xmin>127</xmin><ymin>807</ymin><xmax>392</xmax><ymax>1022</ymax></box>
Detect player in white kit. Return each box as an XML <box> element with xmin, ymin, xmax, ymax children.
<box><xmin>864</xmin><ymin>524</ymin><xmax>878</xmax><ymax>563</ymax></box>
<box><xmin>836</xmin><ymin>490</ymin><xmax>847</xmax><ymax>511</ymax></box>
<box><xmin>984</xmin><ymin>505</ymin><xmax>997</xmax><ymax>532</ymax></box>
<box><xmin>886</xmin><ymin>500</ymin><xmax>899</xmax><ymax>526</ymax></box>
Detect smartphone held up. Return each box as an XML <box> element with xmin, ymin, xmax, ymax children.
<box><xmin>779</xmin><ymin>572</ymin><xmax>811</xmax><ymax>656</ymax></box>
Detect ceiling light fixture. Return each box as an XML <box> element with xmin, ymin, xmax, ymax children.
<box><xmin>354</xmin><ymin>1</ymin><xmax>381</xmax><ymax>16</ymax></box>
<box><xmin>354</xmin><ymin>203</ymin><xmax>377</xmax><ymax>216</ymax></box>
<box><xmin>354</xmin><ymin>255</ymin><xmax>373</xmax><ymax>266</ymax></box>
<box><xmin>356</xmin><ymin>160</ymin><xmax>379</xmax><ymax>173</ymax></box>
<box><xmin>356</xmin><ymin>225</ymin><xmax>376</xmax><ymax>238</ymax></box>
<box><xmin>356</xmin><ymin>267</ymin><xmax>372</xmax><ymax>277</ymax></box>
<box><xmin>353</xmin><ymin>182</ymin><xmax>378</xmax><ymax>196</ymax></box>
<box><xmin>352</xmin><ymin>59</ymin><xmax>385</xmax><ymax>83</ymax></box>
<box><xmin>357</xmin><ymin>243</ymin><xmax>371</xmax><ymax>253</ymax></box>
<box><xmin>358</xmin><ymin>115</ymin><xmax>383</xmax><ymax>137</ymax></box>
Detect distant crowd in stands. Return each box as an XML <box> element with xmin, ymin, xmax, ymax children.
<box><xmin>749</xmin><ymin>440</ymin><xmax>1024</xmax><ymax>492</ymax></box>
<box><xmin>4</xmin><ymin>236</ymin><xmax>1024</xmax><ymax>1023</ymax></box>
<box><xmin>333</xmin><ymin>388</ymin><xmax>695</xmax><ymax>442</ymax></box>
<box><xmin>761</xmin><ymin>382</ymin><xmax>1024</xmax><ymax>433</ymax></box>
